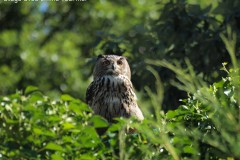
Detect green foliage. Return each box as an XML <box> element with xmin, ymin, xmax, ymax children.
<box><xmin>165</xmin><ymin>74</ymin><xmax>240</xmax><ymax>159</ymax></box>
<box><xmin>1</xmin><ymin>0</ymin><xmax>240</xmax><ymax>109</ymax></box>
<box><xmin>1</xmin><ymin>67</ymin><xmax>240</xmax><ymax>159</ymax></box>
<box><xmin>1</xmin><ymin>0</ymin><xmax>240</xmax><ymax>159</ymax></box>
<box><xmin>0</xmin><ymin>88</ymin><xmax>99</xmax><ymax>159</ymax></box>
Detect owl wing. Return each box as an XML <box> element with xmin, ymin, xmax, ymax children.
<box><xmin>129</xmin><ymin>103</ymin><xmax>144</xmax><ymax>121</ymax></box>
<box><xmin>121</xmin><ymin>78</ymin><xmax>144</xmax><ymax>121</ymax></box>
<box><xmin>86</xmin><ymin>81</ymin><xmax>95</xmax><ymax>105</ymax></box>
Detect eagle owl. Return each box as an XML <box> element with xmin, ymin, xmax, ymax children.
<box><xmin>86</xmin><ymin>55</ymin><xmax>144</xmax><ymax>123</ymax></box>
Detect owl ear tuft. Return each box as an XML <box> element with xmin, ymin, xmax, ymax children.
<box><xmin>97</xmin><ymin>55</ymin><xmax>105</xmax><ymax>60</ymax></box>
<box><xmin>97</xmin><ymin>54</ymin><xmax>104</xmax><ymax>61</ymax></box>
<box><xmin>122</xmin><ymin>56</ymin><xmax>128</xmax><ymax>61</ymax></box>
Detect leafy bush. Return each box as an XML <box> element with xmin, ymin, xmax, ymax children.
<box><xmin>164</xmin><ymin>69</ymin><xmax>240</xmax><ymax>159</ymax></box>
<box><xmin>0</xmin><ymin>86</ymin><xmax>104</xmax><ymax>159</ymax></box>
<box><xmin>1</xmin><ymin>1</ymin><xmax>240</xmax><ymax>110</ymax></box>
<box><xmin>1</xmin><ymin>1</ymin><xmax>240</xmax><ymax>159</ymax></box>
<box><xmin>1</xmin><ymin>21</ymin><xmax>239</xmax><ymax>159</ymax></box>
<box><xmin>1</xmin><ymin>64</ymin><xmax>240</xmax><ymax>159</ymax></box>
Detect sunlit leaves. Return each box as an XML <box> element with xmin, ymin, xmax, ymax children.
<box><xmin>1</xmin><ymin>74</ymin><xmax>240</xmax><ymax>159</ymax></box>
<box><xmin>61</xmin><ymin>94</ymin><xmax>75</xmax><ymax>101</ymax></box>
<box><xmin>89</xmin><ymin>115</ymin><xmax>109</xmax><ymax>128</ymax></box>
<box><xmin>24</xmin><ymin>85</ymin><xmax>39</xmax><ymax>95</ymax></box>
<box><xmin>0</xmin><ymin>90</ymin><xmax>98</xmax><ymax>159</ymax></box>
<box><xmin>0</xmin><ymin>30</ymin><xmax>18</xmax><ymax>47</ymax></box>
<box><xmin>45</xmin><ymin>142</ymin><xmax>65</xmax><ymax>152</ymax></box>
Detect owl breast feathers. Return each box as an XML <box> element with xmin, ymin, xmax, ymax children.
<box><xmin>86</xmin><ymin>55</ymin><xmax>144</xmax><ymax>122</ymax></box>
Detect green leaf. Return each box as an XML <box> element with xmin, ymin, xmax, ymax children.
<box><xmin>79</xmin><ymin>126</ymin><xmax>100</xmax><ymax>148</ymax></box>
<box><xmin>28</xmin><ymin>92</ymin><xmax>44</xmax><ymax>102</ymax></box>
<box><xmin>68</xmin><ymin>102</ymin><xmax>82</xmax><ymax>114</ymax></box>
<box><xmin>5</xmin><ymin>119</ymin><xmax>18</xmax><ymax>124</ymax></box>
<box><xmin>166</xmin><ymin>110</ymin><xmax>178</xmax><ymax>119</ymax></box>
<box><xmin>62</xmin><ymin>122</ymin><xmax>75</xmax><ymax>130</ymax></box>
<box><xmin>90</xmin><ymin>115</ymin><xmax>109</xmax><ymax>128</ymax></box>
<box><xmin>45</xmin><ymin>142</ymin><xmax>65</xmax><ymax>152</ymax></box>
<box><xmin>33</xmin><ymin>128</ymin><xmax>43</xmax><ymax>134</ymax></box>
<box><xmin>183</xmin><ymin>145</ymin><xmax>196</xmax><ymax>154</ymax></box>
<box><xmin>69</xmin><ymin>101</ymin><xmax>91</xmax><ymax>113</ymax></box>
<box><xmin>51</xmin><ymin>154</ymin><xmax>64</xmax><ymax>160</ymax></box>
<box><xmin>48</xmin><ymin>115</ymin><xmax>61</xmax><ymax>122</ymax></box>
<box><xmin>214</xmin><ymin>81</ymin><xmax>224</xmax><ymax>88</ymax></box>
<box><xmin>62</xmin><ymin>136</ymin><xmax>72</xmax><ymax>143</ymax></box>
<box><xmin>0</xmin><ymin>30</ymin><xmax>18</xmax><ymax>47</ymax></box>
<box><xmin>80</xmin><ymin>154</ymin><xmax>96</xmax><ymax>160</ymax></box>
<box><xmin>33</xmin><ymin>128</ymin><xmax>55</xmax><ymax>137</ymax></box>
<box><xmin>79</xmin><ymin>102</ymin><xmax>92</xmax><ymax>112</ymax></box>
<box><xmin>108</xmin><ymin>123</ymin><xmax>122</xmax><ymax>132</ymax></box>
<box><xmin>25</xmin><ymin>86</ymin><xmax>39</xmax><ymax>95</ymax></box>
<box><xmin>61</xmin><ymin>94</ymin><xmax>75</xmax><ymax>101</ymax></box>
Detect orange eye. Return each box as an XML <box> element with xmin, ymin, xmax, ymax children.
<box><xmin>102</xmin><ymin>60</ymin><xmax>110</xmax><ymax>66</ymax></box>
<box><xmin>117</xmin><ymin>60</ymin><xmax>123</xmax><ymax>65</ymax></box>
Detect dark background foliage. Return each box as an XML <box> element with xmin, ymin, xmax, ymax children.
<box><xmin>0</xmin><ymin>0</ymin><xmax>240</xmax><ymax>110</ymax></box>
<box><xmin>1</xmin><ymin>1</ymin><xmax>240</xmax><ymax>159</ymax></box>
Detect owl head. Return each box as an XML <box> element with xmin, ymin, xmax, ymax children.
<box><xmin>93</xmin><ymin>55</ymin><xmax>131</xmax><ymax>80</ymax></box>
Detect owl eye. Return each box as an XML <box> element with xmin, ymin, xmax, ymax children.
<box><xmin>117</xmin><ymin>60</ymin><xmax>123</xmax><ymax>65</ymax></box>
<box><xmin>102</xmin><ymin>60</ymin><xmax>110</xmax><ymax>66</ymax></box>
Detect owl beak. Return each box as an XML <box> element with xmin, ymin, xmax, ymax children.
<box><xmin>112</xmin><ymin>64</ymin><xmax>117</xmax><ymax>70</ymax></box>
<box><xmin>107</xmin><ymin>70</ymin><xmax>119</xmax><ymax>76</ymax></box>
<box><xmin>107</xmin><ymin>63</ymin><xmax>119</xmax><ymax>76</ymax></box>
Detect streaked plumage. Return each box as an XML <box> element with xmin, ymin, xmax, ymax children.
<box><xmin>86</xmin><ymin>55</ymin><xmax>144</xmax><ymax>122</ymax></box>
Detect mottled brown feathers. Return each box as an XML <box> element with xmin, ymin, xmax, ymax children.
<box><xmin>86</xmin><ymin>55</ymin><xmax>144</xmax><ymax>123</ymax></box>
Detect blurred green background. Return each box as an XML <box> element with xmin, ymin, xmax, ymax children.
<box><xmin>0</xmin><ymin>0</ymin><xmax>239</xmax><ymax>110</ymax></box>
